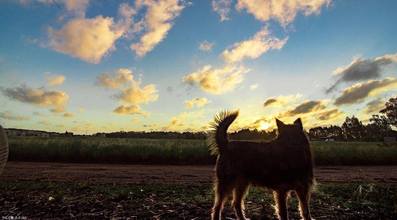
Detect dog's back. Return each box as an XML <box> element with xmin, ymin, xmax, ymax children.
<box><xmin>216</xmin><ymin>138</ymin><xmax>313</xmax><ymax>189</ymax></box>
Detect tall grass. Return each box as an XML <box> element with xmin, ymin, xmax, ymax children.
<box><xmin>7</xmin><ymin>137</ymin><xmax>397</xmax><ymax>165</ymax></box>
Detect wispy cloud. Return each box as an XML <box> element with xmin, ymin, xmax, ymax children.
<box><xmin>130</xmin><ymin>0</ymin><xmax>186</xmax><ymax>57</ymax></box>
<box><xmin>96</xmin><ymin>68</ymin><xmax>133</xmax><ymax>89</ymax></box>
<box><xmin>236</xmin><ymin>0</ymin><xmax>331</xmax><ymax>26</ymax></box>
<box><xmin>212</xmin><ymin>0</ymin><xmax>232</xmax><ymax>21</ymax></box>
<box><xmin>0</xmin><ymin>111</ymin><xmax>30</xmax><ymax>121</ymax></box>
<box><xmin>2</xmin><ymin>85</ymin><xmax>69</xmax><ymax>113</ymax></box>
<box><xmin>199</xmin><ymin>40</ymin><xmax>214</xmax><ymax>52</ymax></box>
<box><xmin>364</xmin><ymin>98</ymin><xmax>385</xmax><ymax>114</ymax></box>
<box><xmin>185</xmin><ymin>97</ymin><xmax>209</xmax><ymax>109</ymax></box>
<box><xmin>327</xmin><ymin>53</ymin><xmax>397</xmax><ymax>93</ymax></box>
<box><xmin>282</xmin><ymin>100</ymin><xmax>327</xmax><ymax>117</ymax></box>
<box><xmin>113</xmin><ymin>105</ymin><xmax>147</xmax><ymax>116</ymax></box>
<box><xmin>46</xmin><ymin>74</ymin><xmax>65</xmax><ymax>86</ymax></box>
<box><xmin>334</xmin><ymin>78</ymin><xmax>397</xmax><ymax>106</ymax></box>
<box><xmin>315</xmin><ymin>108</ymin><xmax>343</xmax><ymax>121</ymax></box>
<box><xmin>263</xmin><ymin>94</ymin><xmax>302</xmax><ymax>107</ymax></box>
<box><xmin>97</xmin><ymin>68</ymin><xmax>158</xmax><ymax>116</ymax></box>
<box><xmin>183</xmin><ymin>64</ymin><xmax>250</xmax><ymax>94</ymax></box>
<box><xmin>221</xmin><ymin>26</ymin><xmax>287</xmax><ymax>63</ymax></box>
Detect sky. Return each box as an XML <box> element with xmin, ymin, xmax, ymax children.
<box><xmin>0</xmin><ymin>0</ymin><xmax>396</xmax><ymax>134</ymax></box>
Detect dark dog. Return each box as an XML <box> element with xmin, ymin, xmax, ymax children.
<box><xmin>209</xmin><ymin>111</ymin><xmax>314</xmax><ymax>220</ymax></box>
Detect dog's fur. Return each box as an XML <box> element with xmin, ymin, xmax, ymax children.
<box><xmin>209</xmin><ymin>111</ymin><xmax>314</xmax><ymax>220</ymax></box>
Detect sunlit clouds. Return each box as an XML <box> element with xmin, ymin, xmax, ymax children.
<box><xmin>212</xmin><ymin>0</ymin><xmax>232</xmax><ymax>21</ymax></box>
<box><xmin>183</xmin><ymin>65</ymin><xmax>250</xmax><ymax>94</ymax></box>
<box><xmin>96</xmin><ymin>68</ymin><xmax>134</xmax><ymax>89</ymax></box>
<box><xmin>48</xmin><ymin>16</ymin><xmax>124</xmax><ymax>64</ymax></box>
<box><xmin>47</xmin><ymin>0</ymin><xmax>186</xmax><ymax>63</ymax></box>
<box><xmin>2</xmin><ymin>0</ymin><xmax>397</xmax><ymax>134</ymax></box>
<box><xmin>97</xmin><ymin>68</ymin><xmax>158</xmax><ymax>116</ymax></box>
<box><xmin>236</xmin><ymin>0</ymin><xmax>331</xmax><ymax>26</ymax></box>
<box><xmin>185</xmin><ymin>97</ymin><xmax>209</xmax><ymax>109</ymax></box>
<box><xmin>222</xmin><ymin>26</ymin><xmax>287</xmax><ymax>63</ymax></box>
<box><xmin>334</xmin><ymin>78</ymin><xmax>397</xmax><ymax>106</ymax></box>
<box><xmin>263</xmin><ymin>94</ymin><xmax>303</xmax><ymax>108</ymax></box>
<box><xmin>2</xmin><ymin>85</ymin><xmax>69</xmax><ymax>113</ymax></box>
<box><xmin>46</xmin><ymin>74</ymin><xmax>66</xmax><ymax>86</ymax></box>
<box><xmin>327</xmin><ymin>53</ymin><xmax>397</xmax><ymax>93</ymax></box>
<box><xmin>0</xmin><ymin>111</ymin><xmax>30</xmax><ymax>121</ymax></box>
<box><xmin>130</xmin><ymin>0</ymin><xmax>186</xmax><ymax>57</ymax></box>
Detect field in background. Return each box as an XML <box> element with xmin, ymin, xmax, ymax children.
<box><xmin>7</xmin><ymin>137</ymin><xmax>397</xmax><ymax>165</ymax></box>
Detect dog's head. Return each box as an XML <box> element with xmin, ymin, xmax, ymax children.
<box><xmin>276</xmin><ymin>118</ymin><xmax>308</xmax><ymax>144</ymax></box>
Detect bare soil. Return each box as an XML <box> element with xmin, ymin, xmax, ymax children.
<box><xmin>1</xmin><ymin>162</ymin><xmax>397</xmax><ymax>219</ymax></box>
<box><xmin>2</xmin><ymin>161</ymin><xmax>397</xmax><ymax>184</ymax></box>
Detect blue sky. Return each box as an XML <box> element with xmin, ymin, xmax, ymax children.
<box><xmin>0</xmin><ymin>0</ymin><xmax>396</xmax><ymax>134</ymax></box>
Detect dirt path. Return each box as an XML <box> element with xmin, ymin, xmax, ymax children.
<box><xmin>2</xmin><ymin>161</ymin><xmax>397</xmax><ymax>184</ymax></box>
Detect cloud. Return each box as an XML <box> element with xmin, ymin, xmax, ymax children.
<box><xmin>236</xmin><ymin>0</ymin><xmax>331</xmax><ymax>26</ymax></box>
<box><xmin>263</xmin><ymin>94</ymin><xmax>302</xmax><ymax>107</ymax></box>
<box><xmin>334</xmin><ymin>78</ymin><xmax>397</xmax><ymax>106</ymax></box>
<box><xmin>183</xmin><ymin>64</ymin><xmax>250</xmax><ymax>94</ymax></box>
<box><xmin>212</xmin><ymin>0</ymin><xmax>232</xmax><ymax>21</ymax></box>
<box><xmin>2</xmin><ymin>85</ymin><xmax>69</xmax><ymax>113</ymax></box>
<box><xmin>48</xmin><ymin>16</ymin><xmax>124</xmax><ymax>64</ymax></box>
<box><xmin>130</xmin><ymin>0</ymin><xmax>185</xmax><ymax>57</ymax></box>
<box><xmin>221</xmin><ymin>26</ymin><xmax>287</xmax><ymax>63</ymax></box>
<box><xmin>62</xmin><ymin>0</ymin><xmax>90</xmax><ymax>17</ymax></box>
<box><xmin>116</xmin><ymin>82</ymin><xmax>159</xmax><ymax>105</ymax></box>
<box><xmin>249</xmin><ymin>84</ymin><xmax>258</xmax><ymax>90</ymax></box>
<box><xmin>46</xmin><ymin>74</ymin><xmax>66</xmax><ymax>86</ymax></box>
<box><xmin>21</xmin><ymin>0</ymin><xmax>89</xmax><ymax>16</ymax></box>
<box><xmin>63</xmin><ymin>112</ymin><xmax>74</xmax><ymax>117</ymax></box>
<box><xmin>0</xmin><ymin>111</ymin><xmax>30</xmax><ymax>121</ymax></box>
<box><xmin>364</xmin><ymin>98</ymin><xmax>385</xmax><ymax>114</ymax></box>
<box><xmin>283</xmin><ymin>100</ymin><xmax>326</xmax><ymax>117</ymax></box>
<box><xmin>185</xmin><ymin>97</ymin><xmax>209</xmax><ymax>109</ymax></box>
<box><xmin>113</xmin><ymin>105</ymin><xmax>147</xmax><ymax>116</ymax></box>
<box><xmin>96</xmin><ymin>68</ymin><xmax>133</xmax><ymax>89</ymax></box>
<box><xmin>199</xmin><ymin>40</ymin><xmax>214</xmax><ymax>52</ymax></box>
<box><xmin>97</xmin><ymin>68</ymin><xmax>159</xmax><ymax>117</ymax></box>
<box><xmin>163</xmin><ymin>110</ymin><xmax>205</xmax><ymax>131</ymax></box>
<box><xmin>315</xmin><ymin>108</ymin><xmax>342</xmax><ymax>121</ymax></box>
<box><xmin>327</xmin><ymin>53</ymin><xmax>397</xmax><ymax>93</ymax></box>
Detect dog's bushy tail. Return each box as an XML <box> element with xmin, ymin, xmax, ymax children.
<box><xmin>207</xmin><ymin>110</ymin><xmax>239</xmax><ymax>155</ymax></box>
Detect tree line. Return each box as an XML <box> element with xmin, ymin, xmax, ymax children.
<box><xmin>93</xmin><ymin>96</ymin><xmax>397</xmax><ymax>142</ymax></box>
<box><xmin>309</xmin><ymin>96</ymin><xmax>397</xmax><ymax>141</ymax></box>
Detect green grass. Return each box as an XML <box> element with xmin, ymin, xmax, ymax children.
<box><xmin>7</xmin><ymin>137</ymin><xmax>397</xmax><ymax>165</ymax></box>
<box><xmin>0</xmin><ymin>180</ymin><xmax>396</xmax><ymax>219</ymax></box>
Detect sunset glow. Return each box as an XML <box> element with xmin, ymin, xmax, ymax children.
<box><xmin>0</xmin><ymin>0</ymin><xmax>396</xmax><ymax>134</ymax></box>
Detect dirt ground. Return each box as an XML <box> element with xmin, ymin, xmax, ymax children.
<box><xmin>1</xmin><ymin>162</ymin><xmax>397</xmax><ymax>219</ymax></box>
<box><xmin>2</xmin><ymin>161</ymin><xmax>397</xmax><ymax>184</ymax></box>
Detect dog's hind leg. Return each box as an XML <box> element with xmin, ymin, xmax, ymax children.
<box><xmin>296</xmin><ymin>184</ymin><xmax>312</xmax><ymax>220</ymax></box>
<box><xmin>273</xmin><ymin>189</ymin><xmax>289</xmax><ymax>220</ymax></box>
<box><xmin>212</xmin><ymin>181</ymin><xmax>232</xmax><ymax>220</ymax></box>
<box><xmin>232</xmin><ymin>181</ymin><xmax>250</xmax><ymax>220</ymax></box>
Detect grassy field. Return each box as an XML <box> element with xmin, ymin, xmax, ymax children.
<box><xmin>7</xmin><ymin>137</ymin><xmax>397</xmax><ymax>165</ymax></box>
<box><xmin>0</xmin><ymin>180</ymin><xmax>396</xmax><ymax>219</ymax></box>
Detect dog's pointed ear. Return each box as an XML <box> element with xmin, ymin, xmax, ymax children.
<box><xmin>276</xmin><ymin>118</ymin><xmax>285</xmax><ymax>130</ymax></box>
<box><xmin>294</xmin><ymin>118</ymin><xmax>303</xmax><ymax>130</ymax></box>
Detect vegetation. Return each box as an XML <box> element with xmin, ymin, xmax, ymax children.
<box><xmin>7</xmin><ymin>137</ymin><xmax>397</xmax><ymax>165</ymax></box>
<box><xmin>0</xmin><ymin>180</ymin><xmax>396</xmax><ymax>219</ymax></box>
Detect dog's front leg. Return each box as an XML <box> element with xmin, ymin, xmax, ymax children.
<box><xmin>273</xmin><ymin>190</ymin><xmax>289</xmax><ymax>220</ymax></box>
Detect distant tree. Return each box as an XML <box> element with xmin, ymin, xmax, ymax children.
<box><xmin>365</xmin><ymin>114</ymin><xmax>392</xmax><ymax>141</ymax></box>
<box><xmin>342</xmin><ymin>116</ymin><xmax>365</xmax><ymax>141</ymax></box>
<box><xmin>309</xmin><ymin>125</ymin><xmax>343</xmax><ymax>141</ymax></box>
<box><xmin>380</xmin><ymin>96</ymin><xmax>397</xmax><ymax>127</ymax></box>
